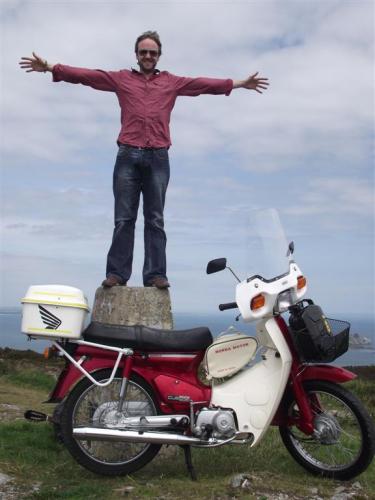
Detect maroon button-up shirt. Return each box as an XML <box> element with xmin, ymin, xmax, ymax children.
<box><xmin>52</xmin><ymin>64</ymin><xmax>233</xmax><ymax>148</ymax></box>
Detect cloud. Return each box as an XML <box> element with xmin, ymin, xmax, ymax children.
<box><xmin>4</xmin><ymin>0</ymin><xmax>372</xmax><ymax>168</ymax></box>
<box><xmin>286</xmin><ymin>178</ymin><xmax>374</xmax><ymax>218</ymax></box>
<box><xmin>1</xmin><ymin>0</ymin><xmax>374</xmax><ymax>315</ymax></box>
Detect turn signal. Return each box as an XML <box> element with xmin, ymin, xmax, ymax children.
<box><xmin>251</xmin><ymin>294</ymin><xmax>266</xmax><ymax>310</ymax></box>
<box><xmin>297</xmin><ymin>275</ymin><xmax>307</xmax><ymax>289</ymax></box>
<box><xmin>43</xmin><ymin>346</ymin><xmax>57</xmax><ymax>359</ymax></box>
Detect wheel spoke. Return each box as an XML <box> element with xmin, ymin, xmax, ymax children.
<box><xmin>281</xmin><ymin>384</ymin><xmax>367</xmax><ymax>475</ymax></box>
<box><xmin>73</xmin><ymin>377</ymin><xmax>157</xmax><ymax>465</ymax></box>
<box><xmin>338</xmin><ymin>426</ymin><xmax>359</xmax><ymax>442</ymax></box>
<box><xmin>338</xmin><ymin>444</ymin><xmax>357</xmax><ymax>458</ymax></box>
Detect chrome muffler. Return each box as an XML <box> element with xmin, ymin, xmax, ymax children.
<box><xmin>73</xmin><ymin>427</ymin><xmax>204</xmax><ymax>446</ymax></box>
<box><xmin>117</xmin><ymin>414</ymin><xmax>189</xmax><ymax>428</ymax></box>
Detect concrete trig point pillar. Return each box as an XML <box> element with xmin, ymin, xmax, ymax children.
<box><xmin>92</xmin><ymin>286</ymin><xmax>178</xmax><ymax>458</ymax></box>
<box><xmin>91</xmin><ymin>286</ymin><xmax>173</xmax><ymax>329</ymax></box>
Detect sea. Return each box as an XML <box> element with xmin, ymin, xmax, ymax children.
<box><xmin>0</xmin><ymin>307</ymin><xmax>374</xmax><ymax>367</ymax></box>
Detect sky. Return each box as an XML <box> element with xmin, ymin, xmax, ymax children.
<box><xmin>0</xmin><ymin>0</ymin><xmax>374</xmax><ymax>319</ymax></box>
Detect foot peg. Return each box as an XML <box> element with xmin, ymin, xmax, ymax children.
<box><xmin>24</xmin><ymin>410</ymin><xmax>50</xmax><ymax>422</ymax></box>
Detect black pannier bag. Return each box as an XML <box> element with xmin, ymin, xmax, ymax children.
<box><xmin>288</xmin><ymin>300</ymin><xmax>350</xmax><ymax>363</ymax></box>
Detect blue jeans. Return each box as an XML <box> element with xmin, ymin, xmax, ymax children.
<box><xmin>106</xmin><ymin>144</ymin><xmax>170</xmax><ymax>285</ymax></box>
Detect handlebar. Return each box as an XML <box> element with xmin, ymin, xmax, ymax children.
<box><xmin>218</xmin><ymin>302</ymin><xmax>238</xmax><ymax>311</ymax></box>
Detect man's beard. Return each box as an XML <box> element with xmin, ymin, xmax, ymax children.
<box><xmin>138</xmin><ymin>60</ymin><xmax>157</xmax><ymax>74</ymax></box>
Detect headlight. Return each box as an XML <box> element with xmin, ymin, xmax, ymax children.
<box><xmin>276</xmin><ymin>289</ymin><xmax>294</xmax><ymax>312</ymax></box>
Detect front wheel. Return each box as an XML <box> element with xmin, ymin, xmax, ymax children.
<box><xmin>279</xmin><ymin>380</ymin><xmax>375</xmax><ymax>480</ymax></box>
<box><xmin>60</xmin><ymin>369</ymin><xmax>161</xmax><ymax>476</ymax></box>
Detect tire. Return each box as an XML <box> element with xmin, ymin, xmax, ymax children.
<box><xmin>52</xmin><ymin>401</ymin><xmax>65</xmax><ymax>444</ymax></box>
<box><xmin>279</xmin><ymin>380</ymin><xmax>375</xmax><ymax>480</ymax></box>
<box><xmin>60</xmin><ymin>369</ymin><xmax>161</xmax><ymax>476</ymax></box>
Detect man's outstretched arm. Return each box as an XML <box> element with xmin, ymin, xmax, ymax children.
<box><xmin>19</xmin><ymin>52</ymin><xmax>119</xmax><ymax>92</ymax></box>
<box><xmin>174</xmin><ymin>71</ymin><xmax>269</xmax><ymax>97</ymax></box>
<box><xmin>233</xmin><ymin>72</ymin><xmax>269</xmax><ymax>94</ymax></box>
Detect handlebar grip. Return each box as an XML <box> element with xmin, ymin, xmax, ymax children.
<box><xmin>218</xmin><ymin>302</ymin><xmax>238</xmax><ymax>311</ymax></box>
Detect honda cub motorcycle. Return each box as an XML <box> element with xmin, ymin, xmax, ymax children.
<box><xmin>21</xmin><ymin>212</ymin><xmax>375</xmax><ymax>480</ymax></box>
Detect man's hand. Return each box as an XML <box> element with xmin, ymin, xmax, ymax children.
<box><xmin>19</xmin><ymin>52</ymin><xmax>54</xmax><ymax>73</ymax></box>
<box><xmin>233</xmin><ymin>72</ymin><xmax>269</xmax><ymax>93</ymax></box>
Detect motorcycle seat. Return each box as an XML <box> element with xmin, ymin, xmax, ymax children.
<box><xmin>83</xmin><ymin>321</ymin><xmax>213</xmax><ymax>352</ymax></box>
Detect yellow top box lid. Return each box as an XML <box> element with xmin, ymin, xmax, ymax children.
<box><xmin>21</xmin><ymin>284</ymin><xmax>90</xmax><ymax>312</ymax></box>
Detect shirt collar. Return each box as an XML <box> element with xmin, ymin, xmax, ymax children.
<box><xmin>131</xmin><ymin>68</ymin><xmax>160</xmax><ymax>75</ymax></box>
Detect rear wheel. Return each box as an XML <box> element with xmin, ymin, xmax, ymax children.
<box><xmin>52</xmin><ymin>401</ymin><xmax>65</xmax><ymax>443</ymax></box>
<box><xmin>279</xmin><ymin>380</ymin><xmax>375</xmax><ymax>480</ymax></box>
<box><xmin>60</xmin><ymin>369</ymin><xmax>161</xmax><ymax>476</ymax></box>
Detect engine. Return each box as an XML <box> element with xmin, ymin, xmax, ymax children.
<box><xmin>193</xmin><ymin>408</ymin><xmax>236</xmax><ymax>439</ymax></box>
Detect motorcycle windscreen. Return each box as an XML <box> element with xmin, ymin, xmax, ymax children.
<box><xmin>245</xmin><ymin>208</ymin><xmax>292</xmax><ymax>281</ymax></box>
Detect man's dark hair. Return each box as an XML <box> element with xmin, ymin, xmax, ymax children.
<box><xmin>135</xmin><ymin>31</ymin><xmax>162</xmax><ymax>55</ymax></box>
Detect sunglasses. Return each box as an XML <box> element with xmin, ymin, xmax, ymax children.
<box><xmin>138</xmin><ymin>49</ymin><xmax>159</xmax><ymax>57</ymax></box>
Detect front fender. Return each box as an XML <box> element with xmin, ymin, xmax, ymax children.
<box><xmin>298</xmin><ymin>364</ymin><xmax>356</xmax><ymax>384</ymax></box>
<box><xmin>272</xmin><ymin>364</ymin><xmax>356</xmax><ymax>427</ymax></box>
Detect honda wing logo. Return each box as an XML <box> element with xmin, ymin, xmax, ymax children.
<box><xmin>38</xmin><ymin>305</ymin><xmax>62</xmax><ymax>330</ymax></box>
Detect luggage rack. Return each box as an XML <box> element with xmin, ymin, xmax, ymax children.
<box><xmin>52</xmin><ymin>339</ymin><xmax>134</xmax><ymax>387</ymax></box>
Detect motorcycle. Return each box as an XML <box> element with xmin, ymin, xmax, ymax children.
<box><xmin>21</xmin><ymin>210</ymin><xmax>375</xmax><ymax>480</ymax></box>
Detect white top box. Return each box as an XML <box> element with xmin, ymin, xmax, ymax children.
<box><xmin>22</xmin><ymin>284</ymin><xmax>89</xmax><ymax>310</ymax></box>
<box><xmin>21</xmin><ymin>285</ymin><xmax>90</xmax><ymax>339</ymax></box>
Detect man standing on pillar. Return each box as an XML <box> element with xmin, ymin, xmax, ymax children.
<box><xmin>20</xmin><ymin>31</ymin><xmax>269</xmax><ymax>289</ymax></box>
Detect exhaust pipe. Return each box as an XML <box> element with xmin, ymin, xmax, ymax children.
<box><xmin>73</xmin><ymin>427</ymin><xmax>205</xmax><ymax>446</ymax></box>
<box><xmin>117</xmin><ymin>414</ymin><xmax>189</xmax><ymax>428</ymax></box>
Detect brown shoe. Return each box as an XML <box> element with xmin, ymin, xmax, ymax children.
<box><xmin>146</xmin><ymin>277</ymin><xmax>170</xmax><ymax>289</ymax></box>
<box><xmin>101</xmin><ymin>275</ymin><xmax>126</xmax><ymax>288</ymax></box>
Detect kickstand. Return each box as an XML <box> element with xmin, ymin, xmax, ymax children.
<box><xmin>181</xmin><ymin>445</ymin><xmax>197</xmax><ymax>481</ymax></box>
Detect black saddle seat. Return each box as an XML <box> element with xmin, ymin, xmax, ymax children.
<box><xmin>83</xmin><ymin>321</ymin><xmax>213</xmax><ymax>352</ymax></box>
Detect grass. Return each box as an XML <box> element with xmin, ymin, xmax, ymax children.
<box><xmin>3</xmin><ymin>370</ymin><xmax>57</xmax><ymax>392</ymax></box>
<box><xmin>0</xmin><ymin>351</ymin><xmax>374</xmax><ymax>499</ymax></box>
<box><xmin>1</xmin><ymin>420</ymin><xmax>374</xmax><ymax>499</ymax></box>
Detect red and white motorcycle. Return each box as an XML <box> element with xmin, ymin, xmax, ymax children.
<box><xmin>21</xmin><ymin>211</ymin><xmax>375</xmax><ymax>480</ymax></box>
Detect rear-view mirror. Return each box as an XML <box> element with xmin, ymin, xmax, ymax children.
<box><xmin>206</xmin><ymin>258</ymin><xmax>227</xmax><ymax>274</ymax></box>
